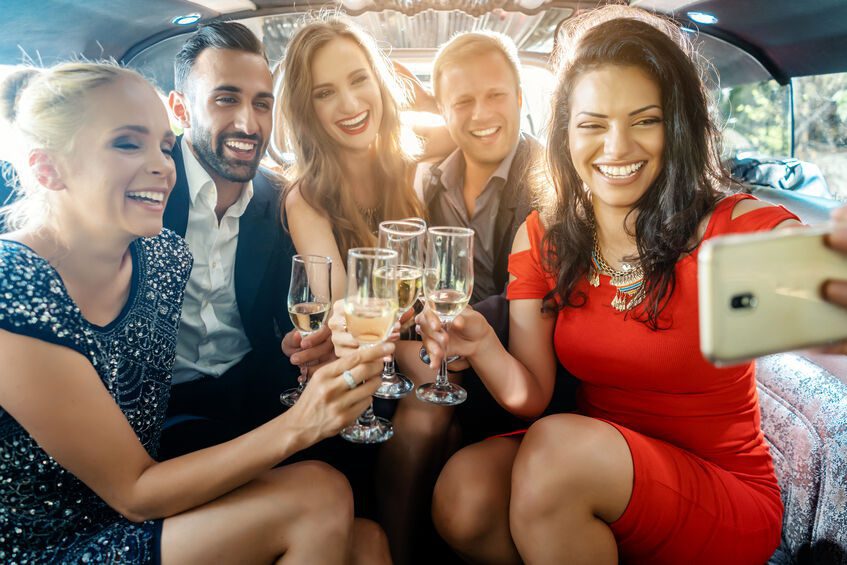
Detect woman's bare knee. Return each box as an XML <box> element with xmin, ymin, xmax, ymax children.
<box><xmin>160</xmin><ymin>461</ymin><xmax>354</xmax><ymax>564</ymax></box>
<box><xmin>351</xmin><ymin>518</ymin><xmax>391</xmax><ymax>565</ymax></box>
<box><xmin>284</xmin><ymin>461</ymin><xmax>355</xmax><ymax>529</ymax></box>
<box><xmin>511</xmin><ymin>414</ymin><xmax>632</xmax><ymax>525</ymax></box>
<box><xmin>432</xmin><ymin>440</ymin><xmax>516</xmax><ymax>547</ymax></box>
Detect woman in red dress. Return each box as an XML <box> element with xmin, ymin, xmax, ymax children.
<box><xmin>416</xmin><ymin>6</ymin><xmax>800</xmax><ymax>564</ymax></box>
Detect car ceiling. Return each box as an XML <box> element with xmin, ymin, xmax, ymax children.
<box><xmin>3</xmin><ymin>0</ymin><xmax>846</xmax><ymax>83</ymax></box>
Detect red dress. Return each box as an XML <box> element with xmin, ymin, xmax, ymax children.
<box><xmin>506</xmin><ymin>195</ymin><xmax>797</xmax><ymax>564</ymax></box>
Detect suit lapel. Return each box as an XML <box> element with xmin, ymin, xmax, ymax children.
<box><xmin>234</xmin><ymin>174</ymin><xmax>277</xmax><ymax>328</ymax></box>
<box><xmin>493</xmin><ymin>137</ymin><xmax>527</xmax><ymax>255</ymax></box>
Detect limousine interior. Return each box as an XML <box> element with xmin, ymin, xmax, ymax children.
<box><xmin>3</xmin><ymin>1</ymin><xmax>847</xmax><ymax>563</ymax></box>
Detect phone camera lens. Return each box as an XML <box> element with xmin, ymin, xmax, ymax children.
<box><xmin>730</xmin><ymin>293</ymin><xmax>758</xmax><ymax>310</ymax></box>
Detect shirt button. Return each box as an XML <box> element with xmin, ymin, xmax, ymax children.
<box><xmin>211</xmin><ymin>261</ymin><xmax>218</xmax><ymax>269</ymax></box>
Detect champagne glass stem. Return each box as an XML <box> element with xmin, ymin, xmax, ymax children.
<box><xmin>357</xmin><ymin>401</ymin><xmax>377</xmax><ymax>426</ymax></box>
<box><xmin>298</xmin><ymin>364</ymin><xmax>308</xmax><ymax>392</ymax></box>
<box><xmin>435</xmin><ymin>321</ymin><xmax>450</xmax><ymax>387</ymax></box>
<box><xmin>382</xmin><ymin>356</ymin><xmax>395</xmax><ymax>377</ymax></box>
<box><xmin>436</xmin><ymin>357</ymin><xmax>450</xmax><ymax>387</ymax></box>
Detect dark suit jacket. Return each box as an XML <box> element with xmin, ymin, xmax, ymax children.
<box><xmin>422</xmin><ymin>133</ymin><xmax>542</xmax><ymax>299</ymax></box>
<box><xmin>163</xmin><ymin>139</ymin><xmax>295</xmax><ymax>367</ymax></box>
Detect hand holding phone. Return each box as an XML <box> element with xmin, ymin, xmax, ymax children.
<box><xmin>698</xmin><ymin>224</ymin><xmax>847</xmax><ymax>365</ymax></box>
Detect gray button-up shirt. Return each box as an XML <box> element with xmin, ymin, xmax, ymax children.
<box><xmin>422</xmin><ymin>143</ymin><xmax>519</xmax><ymax>301</ymax></box>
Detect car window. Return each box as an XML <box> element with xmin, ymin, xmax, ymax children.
<box><xmin>717</xmin><ymin>79</ymin><xmax>791</xmax><ymax>159</ymax></box>
<box><xmin>793</xmin><ymin>72</ymin><xmax>847</xmax><ymax>199</ymax></box>
<box><xmin>0</xmin><ymin>64</ymin><xmax>24</xmax><ymax>164</ymax></box>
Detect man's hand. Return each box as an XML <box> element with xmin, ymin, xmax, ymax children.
<box><xmin>281</xmin><ymin>325</ymin><xmax>336</xmax><ymax>381</ymax></box>
<box><xmin>393</xmin><ymin>60</ymin><xmax>438</xmax><ymax>113</ymax></box>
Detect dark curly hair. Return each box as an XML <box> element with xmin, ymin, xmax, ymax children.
<box><xmin>541</xmin><ymin>7</ymin><xmax>727</xmax><ymax>330</ymax></box>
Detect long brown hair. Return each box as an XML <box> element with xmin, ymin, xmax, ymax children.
<box><xmin>542</xmin><ymin>6</ymin><xmax>726</xmax><ymax>329</ymax></box>
<box><xmin>278</xmin><ymin>15</ymin><xmax>424</xmax><ymax>258</ymax></box>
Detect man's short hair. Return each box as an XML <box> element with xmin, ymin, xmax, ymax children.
<box><xmin>174</xmin><ymin>21</ymin><xmax>267</xmax><ymax>92</ymax></box>
<box><xmin>431</xmin><ymin>31</ymin><xmax>522</xmax><ymax>102</ymax></box>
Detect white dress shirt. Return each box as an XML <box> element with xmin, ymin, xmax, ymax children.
<box><xmin>172</xmin><ymin>138</ymin><xmax>254</xmax><ymax>385</ymax></box>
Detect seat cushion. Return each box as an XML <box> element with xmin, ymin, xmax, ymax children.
<box><xmin>757</xmin><ymin>353</ymin><xmax>847</xmax><ymax>564</ymax></box>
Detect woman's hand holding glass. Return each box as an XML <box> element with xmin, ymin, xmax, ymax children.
<box><xmin>415</xmin><ymin>306</ymin><xmax>491</xmax><ymax>370</ymax></box>
<box><xmin>417</xmin><ymin>226</ymin><xmax>474</xmax><ymax>406</ymax></box>
<box><xmin>283</xmin><ymin>341</ymin><xmax>393</xmax><ymax>446</ymax></box>
<box><xmin>340</xmin><ymin>248</ymin><xmax>399</xmax><ymax>444</ymax></box>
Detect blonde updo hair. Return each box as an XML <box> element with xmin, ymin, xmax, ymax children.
<box><xmin>0</xmin><ymin>61</ymin><xmax>145</xmax><ymax>231</ymax></box>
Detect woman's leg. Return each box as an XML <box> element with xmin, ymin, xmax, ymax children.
<box><xmin>431</xmin><ymin>437</ymin><xmax>522</xmax><ymax>564</ymax></box>
<box><xmin>509</xmin><ymin>414</ymin><xmax>633</xmax><ymax>565</ymax></box>
<box><xmin>375</xmin><ymin>361</ymin><xmax>458</xmax><ymax>564</ymax></box>
<box><xmin>352</xmin><ymin>518</ymin><xmax>392</xmax><ymax>565</ymax></box>
<box><xmin>160</xmin><ymin>460</ymin><xmax>357</xmax><ymax>564</ymax></box>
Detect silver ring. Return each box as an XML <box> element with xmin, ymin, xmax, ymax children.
<box><xmin>342</xmin><ymin>370</ymin><xmax>357</xmax><ymax>390</ymax></box>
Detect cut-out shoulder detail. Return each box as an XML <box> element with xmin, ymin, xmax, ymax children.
<box><xmin>511</xmin><ymin>221</ymin><xmax>531</xmax><ymax>255</ymax></box>
<box><xmin>730</xmin><ymin>197</ymin><xmax>776</xmax><ymax>220</ymax></box>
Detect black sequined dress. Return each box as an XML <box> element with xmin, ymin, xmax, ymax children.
<box><xmin>0</xmin><ymin>230</ymin><xmax>191</xmax><ymax>563</ymax></box>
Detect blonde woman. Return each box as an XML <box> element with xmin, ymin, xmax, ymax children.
<box><xmin>0</xmin><ymin>62</ymin><xmax>390</xmax><ymax>564</ymax></box>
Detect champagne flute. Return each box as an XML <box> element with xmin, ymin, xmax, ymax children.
<box><xmin>417</xmin><ymin>226</ymin><xmax>474</xmax><ymax>406</ymax></box>
<box><xmin>341</xmin><ymin>248</ymin><xmax>399</xmax><ymax>443</ymax></box>
<box><xmin>374</xmin><ymin>220</ymin><xmax>425</xmax><ymax>399</ymax></box>
<box><xmin>280</xmin><ymin>255</ymin><xmax>332</xmax><ymax>407</ymax></box>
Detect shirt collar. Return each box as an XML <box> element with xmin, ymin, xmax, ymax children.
<box><xmin>432</xmin><ymin>136</ymin><xmax>521</xmax><ymax>193</ymax></box>
<box><xmin>181</xmin><ymin>137</ymin><xmax>254</xmax><ymax>217</ymax></box>
<box><xmin>432</xmin><ymin>147</ymin><xmax>465</xmax><ymax>194</ymax></box>
<box><xmin>490</xmin><ymin>138</ymin><xmax>520</xmax><ymax>183</ymax></box>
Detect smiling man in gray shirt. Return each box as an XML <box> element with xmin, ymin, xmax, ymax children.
<box><xmin>417</xmin><ymin>30</ymin><xmax>541</xmax><ymax>302</ymax></box>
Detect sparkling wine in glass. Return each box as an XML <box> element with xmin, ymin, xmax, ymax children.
<box><xmin>280</xmin><ymin>255</ymin><xmax>332</xmax><ymax>407</ymax></box>
<box><xmin>341</xmin><ymin>247</ymin><xmax>399</xmax><ymax>444</ymax></box>
<box><xmin>374</xmin><ymin>219</ymin><xmax>426</xmax><ymax>399</ymax></box>
<box><xmin>417</xmin><ymin>226</ymin><xmax>473</xmax><ymax>406</ymax></box>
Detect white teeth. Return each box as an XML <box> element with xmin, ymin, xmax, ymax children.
<box><xmin>127</xmin><ymin>191</ymin><xmax>164</xmax><ymax>203</ymax></box>
<box><xmin>338</xmin><ymin>111</ymin><xmax>368</xmax><ymax>128</ymax></box>
<box><xmin>596</xmin><ymin>161</ymin><xmax>645</xmax><ymax>177</ymax></box>
<box><xmin>225</xmin><ymin>140</ymin><xmax>254</xmax><ymax>151</ymax></box>
<box><xmin>470</xmin><ymin>127</ymin><xmax>499</xmax><ymax>137</ymax></box>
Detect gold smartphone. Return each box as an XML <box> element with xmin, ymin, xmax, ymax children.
<box><xmin>698</xmin><ymin>224</ymin><xmax>847</xmax><ymax>365</ymax></box>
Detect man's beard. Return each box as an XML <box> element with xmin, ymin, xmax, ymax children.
<box><xmin>191</xmin><ymin>126</ymin><xmax>264</xmax><ymax>183</ymax></box>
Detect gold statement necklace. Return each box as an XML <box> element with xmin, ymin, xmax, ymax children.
<box><xmin>588</xmin><ymin>231</ymin><xmax>645</xmax><ymax>312</ymax></box>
